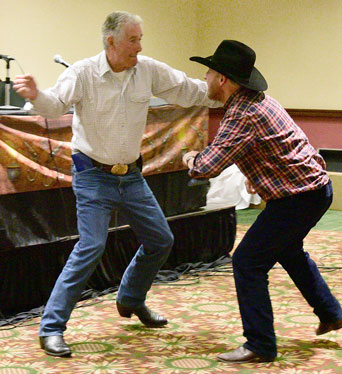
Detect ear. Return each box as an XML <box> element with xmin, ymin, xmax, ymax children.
<box><xmin>106</xmin><ymin>35</ymin><xmax>115</xmax><ymax>49</ymax></box>
<box><xmin>219</xmin><ymin>74</ymin><xmax>228</xmax><ymax>87</ymax></box>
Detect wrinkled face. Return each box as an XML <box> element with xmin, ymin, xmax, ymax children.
<box><xmin>205</xmin><ymin>68</ymin><xmax>221</xmax><ymax>101</ymax></box>
<box><xmin>107</xmin><ymin>22</ymin><xmax>143</xmax><ymax>72</ymax></box>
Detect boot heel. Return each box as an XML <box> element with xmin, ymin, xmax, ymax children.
<box><xmin>119</xmin><ymin>310</ymin><xmax>133</xmax><ymax>318</ymax></box>
<box><xmin>116</xmin><ymin>303</ymin><xmax>133</xmax><ymax>318</ymax></box>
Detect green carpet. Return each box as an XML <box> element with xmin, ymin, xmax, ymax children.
<box><xmin>237</xmin><ymin>208</ymin><xmax>342</xmax><ymax>231</ymax></box>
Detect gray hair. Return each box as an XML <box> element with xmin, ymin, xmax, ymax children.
<box><xmin>102</xmin><ymin>11</ymin><xmax>142</xmax><ymax>49</ymax></box>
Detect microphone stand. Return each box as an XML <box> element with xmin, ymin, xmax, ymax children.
<box><xmin>0</xmin><ymin>57</ymin><xmax>20</xmax><ymax>110</ymax></box>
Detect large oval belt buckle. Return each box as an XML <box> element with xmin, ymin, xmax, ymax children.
<box><xmin>111</xmin><ymin>164</ymin><xmax>128</xmax><ymax>175</ymax></box>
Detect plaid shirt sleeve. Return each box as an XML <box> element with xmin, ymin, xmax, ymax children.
<box><xmin>190</xmin><ymin>113</ymin><xmax>255</xmax><ymax>179</ymax></box>
<box><xmin>189</xmin><ymin>89</ymin><xmax>329</xmax><ymax>201</ymax></box>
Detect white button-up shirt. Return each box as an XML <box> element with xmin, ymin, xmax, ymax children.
<box><xmin>33</xmin><ymin>51</ymin><xmax>218</xmax><ymax>164</ymax></box>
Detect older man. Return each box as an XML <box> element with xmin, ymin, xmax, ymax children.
<box><xmin>14</xmin><ymin>11</ymin><xmax>218</xmax><ymax>357</ymax></box>
<box><xmin>183</xmin><ymin>40</ymin><xmax>342</xmax><ymax>363</ymax></box>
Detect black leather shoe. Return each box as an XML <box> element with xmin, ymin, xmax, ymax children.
<box><xmin>39</xmin><ymin>335</ymin><xmax>71</xmax><ymax>357</ymax></box>
<box><xmin>116</xmin><ymin>302</ymin><xmax>168</xmax><ymax>327</ymax></box>
<box><xmin>316</xmin><ymin>319</ymin><xmax>342</xmax><ymax>335</ymax></box>
<box><xmin>217</xmin><ymin>346</ymin><xmax>274</xmax><ymax>363</ymax></box>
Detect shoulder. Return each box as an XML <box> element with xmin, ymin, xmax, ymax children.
<box><xmin>69</xmin><ymin>52</ymin><xmax>103</xmax><ymax>75</ymax></box>
<box><xmin>137</xmin><ymin>55</ymin><xmax>168</xmax><ymax>69</ymax></box>
<box><xmin>249</xmin><ymin>94</ymin><xmax>288</xmax><ymax>119</ymax></box>
<box><xmin>136</xmin><ymin>55</ymin><xmax>175</xmax><ymax>72</ymax></box>
<box><xmin>137</xmin><ymin>55</ymin><xmax>154</xmax><ymax>64</ymax></box>
<box><xmin>221</xmin><ymin>90</ymin><xmax>263</xmax><ymax>128</ymax></box>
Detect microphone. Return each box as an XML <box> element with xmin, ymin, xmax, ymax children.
<box><xmin>53</xmin><ymin>54</ymin><xmax>70</xmax><ymax>68</ymax></box>
<box><xmin>0</xmin><ymin>54</ymin><xmax>14</xmax><ymax>61</ymax></box>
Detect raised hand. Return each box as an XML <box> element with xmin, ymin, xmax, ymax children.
<box><xmin>13</xmin><ymin>74</ymin><xmax>38</xmax><ymax>101</ymax></box>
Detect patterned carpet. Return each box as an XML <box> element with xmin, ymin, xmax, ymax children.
<box><xmin>0</xmin><ymin>219</ymin><xmax>342</xmax><ymax>373</ymax></box>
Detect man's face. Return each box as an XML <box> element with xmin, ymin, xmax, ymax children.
<box><xmin>205</xmin><ymin>68</ymin><xmax>221</xmax><ymax>101</ymax></box>
<box><xmin>107</xmin><ymin>22</ymin><xmax>143</xmax><ymax>71</ymax></box>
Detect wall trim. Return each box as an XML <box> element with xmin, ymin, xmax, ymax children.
<box><xmin>286</xmin><ymin>109</ymin><xmax>342</xmax><ymax>118</ymax></box>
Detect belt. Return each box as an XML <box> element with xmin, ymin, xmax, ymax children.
<box><xmin>91</xmin><ymin>158</ymin><xmax>138</xmax><ymax>175</ymax></box>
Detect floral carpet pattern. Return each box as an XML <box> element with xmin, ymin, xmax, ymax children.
<box><xmin>0</xmin><ymin>225</ymin><xmax>341</xmax><ymax>373</ymax></box>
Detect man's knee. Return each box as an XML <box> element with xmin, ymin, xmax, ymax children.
<box><xmin>232</xmin><ymin>246</ymin><xmax>246</xmax><ymax>269</ymax></box>
<box><xmin>146</xmin><ymin>228</ymin><xmax>174</xmax><ymax>255</ymax></box>
<box><xmin>163</xmin><ymin>230</ymin><xmax>174</xmax><ymax>252</ymax></box>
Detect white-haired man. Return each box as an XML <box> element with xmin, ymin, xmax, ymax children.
<box><xmin>14</xmin><ymin>11</ymin><xmax>219</xmax><ymax>357</ymax></box>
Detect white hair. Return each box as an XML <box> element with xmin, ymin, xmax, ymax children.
<box><xmin>102</xmin><ymin>11</ymin><xmax>142</xmax><ymax>49</ymax></box>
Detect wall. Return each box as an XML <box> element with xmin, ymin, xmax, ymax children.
<box><xmin>197</xmin><ymin>0</ymin><xmax>342</xmax><ymax>109</ymax></box>
<box><xmin>286</xmin><ymin>110</ymin><xmax>342</xmax><ymax>150</ymax></box>
<box><xmin>0</xmin><ymin>0</ymin><xmax>200</xmax><ymax>89</ymax></box>
<box><xmin>1</xmin><ymin>0</ymin><xmax>341</xmax><ymax>109</ymax></box>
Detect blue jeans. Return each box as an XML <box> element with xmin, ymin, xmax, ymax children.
<box><xmin>39</xmin><ymin>163</ymin><xmax>173</xmax><ymax>336</ymax></box>
<box><xmin>233</xmin><ymin>180</ymin><xmax>342</xmax><ymax>359</ymax></box>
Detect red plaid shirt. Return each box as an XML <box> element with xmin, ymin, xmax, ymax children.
<box><xmin>190</xmin><ymin>88</ymin><xmax>329</xmax><ymax>201</ymax></box>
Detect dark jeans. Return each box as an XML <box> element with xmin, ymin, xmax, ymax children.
<box><xmin>232</xmin><ymin>180</ymin><xmax>342</xmax><ymax>358</ymax></box>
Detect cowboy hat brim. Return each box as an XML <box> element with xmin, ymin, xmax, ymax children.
<box><xmin>190</xmin><ymin>55</ymin><xmax>268</xmax><ymax>91</ymax></box>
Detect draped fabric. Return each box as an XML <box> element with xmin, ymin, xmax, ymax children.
<box><xmin>0</xmin><ymin>105</ymin><xmax>209</xmax><ymax>195</ymax></box>
<box><xmin>0</xmin><ymin>207</ymin><xmax>236</xmax><ymax>316</ymax></box>
<box><xmin>0</xmin><ymin>171</ymin><xmax>209</xmax><ymax>248</ymax></box>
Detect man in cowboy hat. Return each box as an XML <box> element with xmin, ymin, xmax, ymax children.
<box><xmin>183</xmin><ymin>40</ymin><xmax>342</xmax><ymax>363</ymax></box>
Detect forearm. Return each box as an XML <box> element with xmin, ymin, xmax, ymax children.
<box><xmin>187</xmin><ymin>145</ymin><xmax>233</xmax><ymax>179</ymax></box>
<box><xmin>162</xmin><ymin>78</ymin><xmax>221</xmax><ymax>108</ymax></box>
<box><xmin>31</xmin><ymin>89</ymin><xmax>71</xmax><ymax>119</ymax></box>
<box><xmin>152</xmin><ymin>61</ymin><xmax>221</xmax><ymax>108</ymax></box>
<box><xmin>31</xmin><ymin>66</ymin><xmax>80</xmax><ymax>118</ymax></box>
<box><xmin>174</xmin><ymin>77</ymin><xmax>221</xmax><ymax>108</ymax></box>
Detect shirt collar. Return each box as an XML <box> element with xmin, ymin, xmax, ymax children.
<box><xmin>223</xmin><ymin>87</ymin><xmax>245</xmax><ymax>110</ymax></box>
<box><xmin>223</xmin><ymin>87</ymin><xmax>263</xmax><ymax>110</ymax></box>
<box><xmin>99</xmin><ymin>50</ymin><xmax>137</xmax><ymax>77</ymax></box>
<box><xmin>99</xmin><ymin>50</ymin><xmax>112</xmax><ymax>77</ymax></box>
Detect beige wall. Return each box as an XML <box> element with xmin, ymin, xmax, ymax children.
<box><xmin>197</xmin><ymin>0</ymin><xmax>342</xmax><ymax>109</ymax></box>
<box><xmin>1</xmin><ymin>0</ymin><xmax>341</xmax><ymax>109</ymax></box>
<box><xmin>0</xmin><ymin>0</ymin><xmax>200</xmax><ymax>88</ymax></box>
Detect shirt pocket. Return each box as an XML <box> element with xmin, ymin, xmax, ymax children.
<box><xmin>129</xmin><ymin>91</ymin><xmax>151</xmax><ymax>104</ymax></box>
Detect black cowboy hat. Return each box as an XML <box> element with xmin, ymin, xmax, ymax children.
<box><xmin>190</xmin><ymin>40</ymin><xmax>267</xmax><ymax>91</ymax></box>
